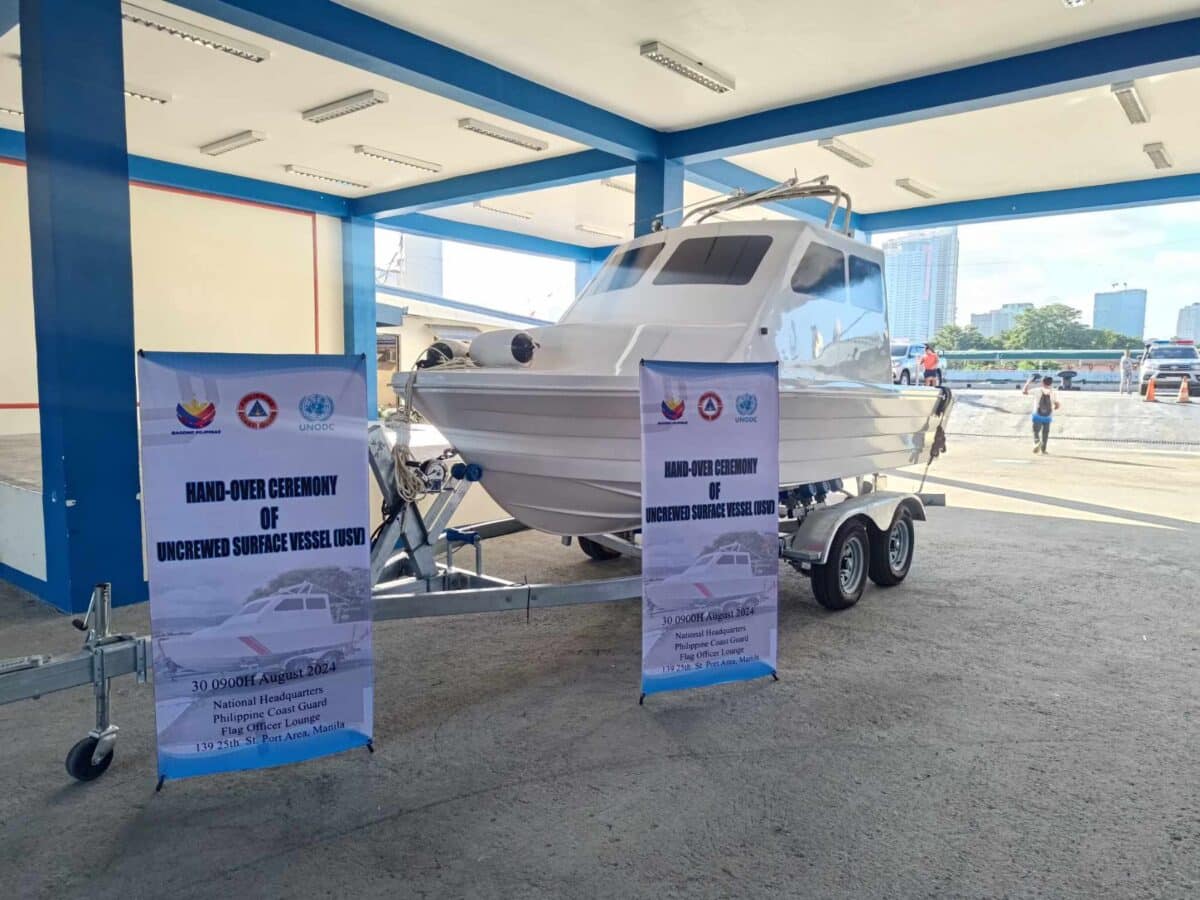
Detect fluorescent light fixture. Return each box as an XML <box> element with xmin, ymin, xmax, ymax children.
<box><xmin>639</xmin><ymin>41</ymin><xmax>735</xmax><ymax>94</ymax></box>
<box><xmin>285</xmin><ymin>164</ymin><xmax>369</xmax><ymax>190</ymax></box>
<box><xmin>601</xmin><ymin>178</ymin><xmax>636</xmax><ymax>195</ymax></box>
<box><xmin>818</xmin><ymin>137</ymin><xmax>873</xmax><ymax>168</ymax></box>
<box><xmin>895</xmin><ymin>177</ymin><xmax>937</xmax><ymax>199</ymax></box>
<box><xmin>200</xmin><ymin>130</ymin><xmax>266</xmax><ymax>156</ymax></box>
<box><xmin>124</xmin><ymin>84</ymin><xmax>171</xmax><ymax>105</ymax></box>
<box><xmin>1062</xmin><ymin>0</ymin><xmax>1088</xmax><ymax>7</ymax></box>
<box><xmin>458</xmin><ymin>117</ymin><xmax>548</xmax><ymax>152</ymax></box>
<box><xmin>354</xmin><ymin>145</ymin><xmax>442</xmax><ymax>173</ymax></box>
<box><xmin>1111</xmin><ymin>81</ymin><xmax>1148</xmax><ymax>125</ymax></box>
<box><xmin>0</xmin><ymin>106</ymin><xmax>22</xmax><ymax>117</ymax></box>
<box><xmin>576</xmin><ymin>223</ymin><xmax>623</xmax><ymax>240</ymax></box>
<box><xmin>121</xmin><ymin>3</ymin><xmax>270</xmax><ymax>63</ymax></box>
<box><xmin>1143</xmin><ymin>142</ymin><xmax>1173</xmax><ymax>170</ymax></box>
<box><xmin>302</xmin><ymin>90</ymin><xmax>388</xmax><ymax>124</ymax></box>
<box><xmin>472</xmin><ymin>200</ymin><xmax>533</xmax><ymax>221</ymax></box>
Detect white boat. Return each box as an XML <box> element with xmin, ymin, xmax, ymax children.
<box><xmin>158</xmin><ymin>583</ymin><xmax>366</xmax><ymax>674</ymax></box>
<box><xmin>403</xmin><ymin>178</ymin><xmax>952</xmax><ymax>536</ymax></box>
<box><xmin>647</xmin><ymin>546</ymin><xmax>774</xmax><ymax>613</ymax></box>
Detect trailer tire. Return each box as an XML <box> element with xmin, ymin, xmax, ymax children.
<box><xmin>578</xmin><ymin>536</ymin><xmax>621</xmax><ymax>561</ymax></box>
<box><xmin>65</xmin><ymin>735</ymin><xmax>113</xmax><ymax>782</ymax></box>
<box><xmin>810</xmin><ymin>520</ymin><xmax>870</xmax><ymax>610</ymax></box>
<box><xmin>868</xmin><ymin>510</ymin><xmax>915</xmax><ymax>587</ymax></box>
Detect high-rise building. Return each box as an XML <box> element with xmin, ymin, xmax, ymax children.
<box><xmin>375</xmin><ymin>232</ymin><xmax>444</xmax><ymax>296</ymax></box>
<box><xmin>1177</xmin><ymin>302</ymin><xmax>1200</xmax><ymax>341</ymax></box>
<box><xmin>969</xmin><ymin>302</ymin><xmax>1034</xmax><ymax>338</ymax></box>
<box><xmin>881</xmin><ymin>228</ymin><xmax>959</xmax><ymax>341</ymax></box>
<box><xmin>1092</xmin><ymin>288</ymin><xmax>1146</xmax><ymax>339</ymax></box>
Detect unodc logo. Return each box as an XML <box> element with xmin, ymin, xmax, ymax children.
<box><xmin>299</xmin><ymin>393</ymin><xmax>335</xmax><ymax>431</ymax></box>
<box><xmin>735</xmin><ymin>392</ymin><xmax>758</xmax><ymax>423</ymax></box>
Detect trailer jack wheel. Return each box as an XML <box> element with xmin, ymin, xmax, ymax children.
<box><xmin>577</xmin><ymin>536</ymin><xmax>621</xmax><ymax>561</ymax></box>
<box><xmin>65</xmin><ymin>734</ymin><xmax>114</xmax><ymax>782</ymax></box>
<box><xmin>810</xmin><ymin>520</ymin><xmax>870</xmax><ymax>611</ymax></box>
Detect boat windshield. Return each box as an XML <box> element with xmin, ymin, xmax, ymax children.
<box><xmin>567</xmin><ymin>234</ymin><xmax>773</xmax><ymax>326</ymax></box>
<box><xmin>231</xmin><ymin>600</ymin><xmax>267</xmax><ymax>619</ymax></box>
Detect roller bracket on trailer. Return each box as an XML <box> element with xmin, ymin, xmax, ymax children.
<box><xmin>0</xmin><ymin>423</ymin><xmax>945</xmax><ymax>781</ymax></box>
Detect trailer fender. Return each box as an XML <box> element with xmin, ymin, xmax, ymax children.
<box><xmin>780</xmin><ymin>492</ymin><xmax>926</xmax><ymax>566</ymax></box>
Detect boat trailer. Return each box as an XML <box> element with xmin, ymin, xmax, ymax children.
<box><xmin>0</xmin><ymin>422</ymin><xmax>943</xmax><ymax>780</ymax></box>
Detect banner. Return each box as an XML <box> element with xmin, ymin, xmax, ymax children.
<box><xmin>640</xmin><ymin>360</ymin><xmax>779</xmax><ymax>696</ymax></box>
<box><xmin>138</xmin><ymin>352</ymin><xmax>373</xmax><ymax>781</ymax></box>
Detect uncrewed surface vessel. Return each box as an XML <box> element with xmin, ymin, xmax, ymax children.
<box><xmin>405</xmin><ymin>185</ymin><xmax>952</xmax><ymax>536</ymax></box>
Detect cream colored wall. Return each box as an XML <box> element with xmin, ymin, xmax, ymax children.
<box><xmin>0</xmin><ymin>166</ymin><xmax>345</xmax><ymax>436</ymax></box>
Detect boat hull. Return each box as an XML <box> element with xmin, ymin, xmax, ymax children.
<box><xmin>411</xmin><ymin>372</ymin><xmax>950</xmax><ymax>536</ymax></box>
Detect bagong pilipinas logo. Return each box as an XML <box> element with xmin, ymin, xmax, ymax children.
<box><xmin>175</xmin><ymin>398</ymin><xmax>216</xmax><ymax>430</ymax></box>
<box><xmin>698</xmin><ymin>391</ymin><xmax>723</xmax><ymax>422</ymax></box>
<box><xmin>237</xmin><ymin>392</ymin><xmax>278</xmax><ymax>430</ymax></box>
<box><xmin>735</xmin><ymin>392</ymin><xmax>758</xmax><ymax>419</ymax></box>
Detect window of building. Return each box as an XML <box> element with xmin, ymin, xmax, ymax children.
<box><xmin>653</xmin><ymin>235</ymin><xmax>773</xmax><ymax>286</ymax></box>
<box><xmin>790</xmin><ymin>243</ymin><xmax>845</xmax><ymax>300</ymax></box>
<box><xmin>848</xmin><ymin>256</ymin><xmax>884</xmax><ymax>312</ymax></box>
<box><xmin>587</xmin><ymin>242</ymin><xmax>665</xmax><ymax>294</ymax></box>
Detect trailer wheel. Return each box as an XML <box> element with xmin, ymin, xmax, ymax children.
<box><xmin>810</xmin><ymin>520</ymin><xmax>870</xmax><ymax>610</ymax></box>
<box><xmin>65</xmin><ymin>736</ymin><xmax>113</xmax><ymax>782</ymax></box>
<box><xmin>869</xmin><ymin>510</ymin><xmax>915</xmax><ymax>587</ymax></box>
<box><xmin>578</xmin><ymin>536</ymin><xmax>621</xmax><ymax>561</ymax></box>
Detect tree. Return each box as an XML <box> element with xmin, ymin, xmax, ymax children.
<box><xmin>1003</xmin><ymin>305</ymin><xmax>1093</xmax><ymax>350</ymax></box>
<box><xmin>931</xmin><ymin>323</ymin><xmax>1001</xmax><ymax>351</ymax></box>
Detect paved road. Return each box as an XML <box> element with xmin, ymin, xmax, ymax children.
<box><xmin>1</xmin><ymin>438</ymin><xmax>1197</xmax><ymax>899</ymax></box>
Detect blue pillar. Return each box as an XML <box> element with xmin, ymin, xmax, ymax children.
<box><xmin>342</xmin><ymin>216</ymin><xmax>378</xmax><ymax>416</ymax></box>
<box><xmin>22</xmin><ymin>0</ymin><xmax>142</xmax><ymax>611</ymax></box>
<box><xmin>634</xmin><ymin>158</ymin><xmax>684</xmax><ymax>237</ymax></box>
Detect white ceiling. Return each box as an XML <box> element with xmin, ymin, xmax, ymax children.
<box><xmin>0</xmin><ymin>0</ymin><xmax>584</xmax><ymax>199</ymax></box>
<box><xmin>730</xmin><ymin>67</ymin><xmax>1200</xmax><ymax>214</ymax></box>
<box><xmin>337</xmin><ymin>0</ymin><xmax>1200</xmax><ymax>131</ymax></box>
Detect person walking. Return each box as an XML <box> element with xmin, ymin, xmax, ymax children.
<box><xmin>921</xmin><ymin>344</ymin><xmax>940</xmax><ymax>387</ymax></box>
<box><xmin>1119</xmin><ymin>349</ymin><xmax>1136</xmax><ymax>395</ymax></box>
<box><xmin>1024</xmin><ymin>374</ymin><xmax>1060</xmax><ymax>454</ymax></box>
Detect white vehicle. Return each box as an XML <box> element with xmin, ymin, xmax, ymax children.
<box><xmin>647</xmin><ymin>547</ymin><xmax>774</xmax><ymax>613</ymax></box>
<box><xmin>404</xmin><ymin>177</ymin><xmax>953</xmax><ymax>537</ymax></box>
<box><xmin>1138</xmin><ymin>339</ymin><xmax>1200</xmax><ymax>395</ymax></box>
<box><xmin>890</xmin><ymin>341</ymin><xmax>926</xmax><ymax>385</ymax></box>
<box><xmin>158</xmin><ymin>583</ymin><xmax>365</xmax><ymax>675</ymax></box>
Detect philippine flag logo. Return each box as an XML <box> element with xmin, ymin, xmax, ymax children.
<box><xmin>176</xmin><ymin>398</ymin><xmax>216</xmax><ymax>430</ymax></box>
<box><xmin>661</xmin><ymin>395</ymin><xmax>685</xmax><ymax>421</ymax></box>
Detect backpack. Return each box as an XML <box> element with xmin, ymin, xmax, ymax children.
<box><xmin>1036</xmin><ymin>390</ymin><xmax>1053</xmax><ymax>418</ymax></box>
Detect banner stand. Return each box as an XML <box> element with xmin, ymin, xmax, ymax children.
<box><xmin>638</xmin><ymin>359</ymin><xmax>781</xmax><ymax>700</ymax></box>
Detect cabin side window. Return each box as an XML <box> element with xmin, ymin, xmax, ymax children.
<box><xmin>305</xmin><ymin>597</ymin><xmax>326</xmax><ymax>610</ymax></box>
<box><xmin>586</xmin><ymin>242</ymin><xmax>665</xmax><ymax>295</ymax></box>
<box><xmin>790</xmin><ymin>242</ymin><xmax>846</xmax><ymax>301</ymax></box>
<box><xmin>847</xmin><ymin>256</ymin><xmax>884</xmax><ymax>312</ymax></box>
<box><xmin>653</xmin><ymin>235</ymin><xmax>773</xmax><ymax>287</ymax></box>
<box><xmin>275</xmin><ymin>597</ymin><xmax>305</xmax><ymax>611</ymax></box>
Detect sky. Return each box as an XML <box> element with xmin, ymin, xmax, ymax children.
<box><xmin>948</xmin><ymin>201</ymin><xmax>1200</xmax><ymax>339</ymax></box>
<box><xmin>381</xmin><ymin>200</ymin><xmax>1200</xmax><ymax>338</ymax></box>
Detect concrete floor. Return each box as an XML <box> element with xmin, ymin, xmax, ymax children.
<box><xmin>1</xmin><ymin>437</ymin><xmax>1198</xmax><ymax>899</ymax></box>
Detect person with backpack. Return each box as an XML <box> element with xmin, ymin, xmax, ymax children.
<box><xmin>1023</xmin><ymin>375</ymin><xmax>1061</xmax><ymax>454</ymax></box>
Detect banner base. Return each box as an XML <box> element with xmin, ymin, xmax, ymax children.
<box><xmin>640</xmin><ymin>660</ymin><xmax>777</xmax><ymax>698</ymax></box>
<box><xmin>157</xmin><ymin>729</ymin><xmax>372</xmax><ymax>783</ymax></box>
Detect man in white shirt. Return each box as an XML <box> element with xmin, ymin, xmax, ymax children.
<box><xmin>1023</xmin><ymin>375</ymin><xmax>1061</xmax><ymax>454</ymax></box>
<box><xmin>1119</xmin><ymin>350</ymin><xmax>1136</xmax><ymax>395</ymax></box>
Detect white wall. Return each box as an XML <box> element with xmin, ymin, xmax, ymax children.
<box><xmin>0</xmin><ymin>163</ymin><xmax>345</xmax><ymax>436</ymax></box>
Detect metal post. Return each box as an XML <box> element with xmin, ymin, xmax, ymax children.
<box><xmin>634</xmin><ymin>157</ymin><xmax>684</xmax><ymax>236</ymax></box>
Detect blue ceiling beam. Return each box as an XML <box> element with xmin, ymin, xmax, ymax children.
<box><xmin>169</xmin><ymin>0</ymin><xmax>659</xmax><ymax>160</ymax></box>
<box><xmin>663</xmin><ymin>17</ymin><xmax>1200</xmax><ymax>163</ymax></box>
<box><xmin>686</xmin><ymin>159</ymin><xmax>853</xmax><ymax>228</ymax></box>
<box><xmin>354</xmin><ymin>149</ymin><xmax>631</xmax><ymax>218</ymax></box>
<box><xmin>859</xmin><ymin>173</ymin><xmax>1200</xmax><ymax>233</ymax></box>
<box><xmin>0</xmin><ymin>127</ymin><xmax>350</xmax><ymax>216</ymax></box>
<box><xmin>378</xmin><ymin>212</ymin><xmax>598</xmax><ymax>262</ymax></box>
